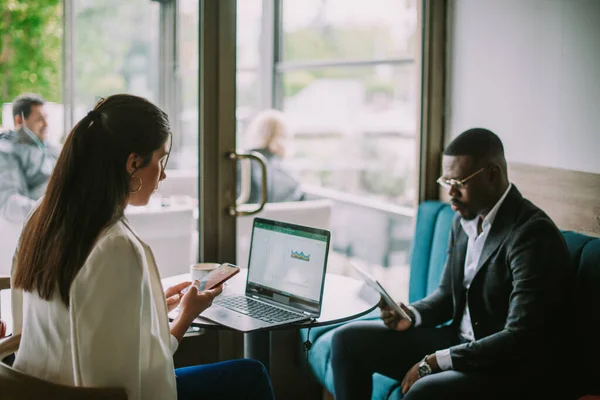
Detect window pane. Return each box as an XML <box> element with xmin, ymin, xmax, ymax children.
<box><xmin>282</xmin><ymin>64</ymin><xmax>417</xmax><ymax>206</ymax></box>
<box><xmin>237</xmin><ymin>70</ymin><xmax>260</xmax><ymax>137</ymax></box>
<box><xmin>237</xmin><ymin>0</ymin><xmax>263</xmax><ymax>70</ymax></box>
<box><xmin>281</xmin><ymin>0</ymin><xmax>417</xmax><ymax>62</ymax></box>
<box><xmin>175</xmin><ymin>0</ymin><xmax>200</xmax><ymax>170</ymax></box>
<box><xmin>73</xmin><ymin>0</ymin><xmax>159</xmax><ymax>120</ymax></box>
<box><xmin>236</xmin><ymin>0</ymin><xmax>263</xmax><ymax>138</ymax></box>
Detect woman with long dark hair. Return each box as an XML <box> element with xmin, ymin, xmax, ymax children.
<box><xmin>11</xmin><ymin>94</ymin><xmax>274</xmax><ymax>400</ymax></box>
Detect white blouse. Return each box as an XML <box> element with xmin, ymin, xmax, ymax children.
<box><xmin>11</xmin><ymin>219</ymin><xmax>178</xmax><ymax>400</ymax></box>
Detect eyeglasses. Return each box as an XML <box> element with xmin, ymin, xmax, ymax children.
<box><xmin>436</xmin><ymin>167</ymin><xmax>487</xmax><ymax>190</ymax></box>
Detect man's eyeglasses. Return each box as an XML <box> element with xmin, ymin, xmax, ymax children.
<box><xmin>436</xmin><ymin>167</ymin><xmax>488</xmax><ymax>190</ymax></box>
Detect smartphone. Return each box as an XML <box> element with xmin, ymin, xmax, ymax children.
<box><xmin>196</xmin><ymin>263</ymin><xmax>240</xmax><ymax>291</ymax></box>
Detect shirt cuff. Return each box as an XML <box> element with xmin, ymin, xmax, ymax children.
<box><xmin>407</xmin><ymin>305</ymin><xmax>422</xmax><ymax>327</ymax></box>
<box><xmin>435</xmin><ymin>349</ymin><xmax>453</xmax><ymax>370</ymax></box>
<box><xmin>170</xmin><ymin>334</ymin><xmax>179</xmax><ymax>354</ymax></box>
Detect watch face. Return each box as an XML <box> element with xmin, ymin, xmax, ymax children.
<box><xmin>418</xmin><ymin>363</ymin><xmax>431</xmax><ymax>378</ymax></box>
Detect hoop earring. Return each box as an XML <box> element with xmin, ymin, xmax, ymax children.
<box><xmin>130</xmin><ymin>175</ymin><xmax>142</xmax><ymax>193</ymax></box>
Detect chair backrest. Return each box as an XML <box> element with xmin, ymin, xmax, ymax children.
<box><xmin>0</xmin><ymin>335</ymin><xmax>128</xmax><ymax>400</ymax></box>
<box><xmin>0</xmin><ymin>278</ymin><xmax>128</xmax><ymax>399</ymax></box>
<box><xmin>563</xmin><ymin>231</ymin><xmax>600</xmax><ymax>392</ymax></box>
<box><xmin>124</xmin><ymin>201</ymin><xmax>196</xmax><ymax>277</ymax></box>
<box><xmin>408</xmin><ymin>201</ymin><xmax>454</xmax><ymax>303</ymax></box>
<box><xmin>236</xmin><ymin>199</ymin><xmax>334</xmax><ymax>268</ymax></box>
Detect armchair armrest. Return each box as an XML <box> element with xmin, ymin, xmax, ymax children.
<box><xmin>0</xmin><ymin>333</ymin><xmax>19</xmax><ymax>359</ymax></box>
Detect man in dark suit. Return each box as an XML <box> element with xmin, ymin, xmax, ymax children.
<box><xmin>330</xmin><ymin>128</ymin><xmax>571</xmax><ymax>399</ymax></box>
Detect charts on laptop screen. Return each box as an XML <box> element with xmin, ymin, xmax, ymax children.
<box><xmin>247</xmin><ymin>219</ymin><xmax>329</xmax><ymax>314</ymax></box>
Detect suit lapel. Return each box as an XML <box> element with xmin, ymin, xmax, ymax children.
<box><xmin>472</xmin><ymin>185</ymin><xmax>523</xmax><ymax>279</ymax></box>
<box><xmin>453</xmin><ymin>227</ymin><xmax>468</xmax><ymax>288</ymax></box>
<box><xmin>451</xmin><ymin>226</ymin><xmax>468</xmax><ymax>321</ymax></box>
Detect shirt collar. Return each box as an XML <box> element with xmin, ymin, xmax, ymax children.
<box><xmin>460</xmin><ymin>183</ymin><xmax>512</xmax><ymax>238</ymax></box>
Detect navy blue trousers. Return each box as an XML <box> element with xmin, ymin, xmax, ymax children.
<box><xmin>175</xmin><ymin>359</ymin><xmax>275</xmax><ymax>400</ymax></box>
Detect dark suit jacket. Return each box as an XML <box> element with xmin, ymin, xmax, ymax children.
<box><xmin>411</xmin><ymin>185</ymin><xmax>570</xmax><ymax>373</ymax></box>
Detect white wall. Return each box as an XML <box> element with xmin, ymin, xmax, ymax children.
<box><xmin>446</xmin><ymin>0</ymin><xmax>600</xmax><ymax>174</ymax></box>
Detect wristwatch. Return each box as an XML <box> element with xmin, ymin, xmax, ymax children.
<box><xmin>417</xmin><ymin>355</ymin><xmax>432</xmax><ymax>378</ymax></box>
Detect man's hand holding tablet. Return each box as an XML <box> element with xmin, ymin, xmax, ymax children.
<box><xmin>378</xmin><ymin>298</ymin><xmax>415</xmax><ymax>332</ymax></box>
<box><xmin>350</xmin><ymin>261</ymin><xmax>414</xmax><ymax>331</ymax></box>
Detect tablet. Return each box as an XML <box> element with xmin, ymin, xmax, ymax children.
<box><xmin>350</xmin><ymin>261</ymin><xmax>413</xmax><ymax>323</ymax></box>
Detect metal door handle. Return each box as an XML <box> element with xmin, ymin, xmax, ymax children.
<box><xmin>227</xmin><ymin>151</ymin><xmax>268</xmax><ymax>216</ymax></box>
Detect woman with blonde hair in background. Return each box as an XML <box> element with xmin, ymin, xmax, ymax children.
<box><xmin>11</xmin><ymin>94</ymin><xmax>275</xmax><ymax>400</ymax></box>
<box><xmin>244</xmin><ymin>109</ymin><xmax>304</xmax><ymax>203</ymax></box>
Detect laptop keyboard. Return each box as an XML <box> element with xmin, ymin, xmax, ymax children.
<box><xmin>214</xmin><ymin>295</ymin><xmax>303</xmax><ymax>323</ymax></box>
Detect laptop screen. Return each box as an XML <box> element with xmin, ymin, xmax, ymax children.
<box><xmin>246</xmin><ymin>218</ymin><xmax>330</xmax><ymax>316</ymax></box>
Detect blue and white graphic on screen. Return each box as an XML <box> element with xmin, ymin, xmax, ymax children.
<box><xmin>290</xmin><ymin>250</ymin><xmax>310</xmax><ymax>262</ymax></box>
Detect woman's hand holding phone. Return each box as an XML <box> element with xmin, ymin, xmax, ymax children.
<box><xmin>179</xmin><ymin>281</ymin><xmax>223</xmax><ymax>322</ymax></box>
<box><xmin>378</xmin><ymin>297</ymin><xmax>414</xmax><ymax>332</ymax></box>
<box><xmin>164</xmin><ymin>281</ymin><xmax>191</xmax><ymax>312</ymax></box>
<box><xmin>170</xmin><ymin>263</ymin><xmax>238</xmax><ymax>342</ymax></box>
<box><xmin>170</xmin><ymin>282</ymin><xmax>223</xmax><ymax>342</ymax></box>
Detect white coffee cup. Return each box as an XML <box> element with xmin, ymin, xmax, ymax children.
<box><xmin>190</xmin><ymin>262</ymin><xmax>220</xmax><ymax>282</ymax></box>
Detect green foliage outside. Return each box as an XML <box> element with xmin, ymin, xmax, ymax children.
<box><xmin>0</xmin><ymin>0</ymin><xmax>158</xmax><ymax>127</ymax></box>
<box><xmin>0</xmin><ymin>0</ymin><xmax>62</xmax><ymax>125</ymax></box>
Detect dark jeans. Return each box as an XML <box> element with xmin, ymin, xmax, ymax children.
<box><xmin>330</xmin><ymin>320</ymin><xmax>534</xmax><ymax>400</ymax></box>
<box><xmin>175</xmin><ymin>359</ymin><xmax>275</xmax><ymax>400</ymax></box>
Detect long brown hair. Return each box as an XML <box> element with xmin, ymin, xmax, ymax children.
<box><xmin>13</xmin><ymin>94</ymin><xmax>171</xmax><ymax>306</ymax></box>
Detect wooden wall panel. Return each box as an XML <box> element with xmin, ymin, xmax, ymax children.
<box><xmin>508</xmin><ymin>163</ymin><xmax>600</xmax><ymax>237</ymax></box>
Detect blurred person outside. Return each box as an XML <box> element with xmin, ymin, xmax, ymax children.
<box><xmin>0</xmin><ymin>93</ymin><xmax>60</xmax><ymax>223</ymax></box>
<box><xmin>243</xmin><ymin>109</ymin><xmax>304</xmax><ymax>203</ymax></box>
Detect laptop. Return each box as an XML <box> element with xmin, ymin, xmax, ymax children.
<box><xmin>200</xmin><ymin>218</ymin><xmax>331</xmax><ymax>332</ymax></box>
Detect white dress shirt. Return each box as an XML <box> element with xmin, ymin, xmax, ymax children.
<box><xmin>410</xmin><ymin>184</ymin><xmax>512</xmax><ymax>370</ymax></box>
<box><xmin>11</xmin><ymin>219</ymin><xmax>179</xmax><ymax>400</ymax></box>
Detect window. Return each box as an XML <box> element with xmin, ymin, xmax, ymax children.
<box><xmin>237</xmin><ymin>0</ymin><xmax>264</xmax><ymax>138</ymax></box>
<box><xmin>174</xmin><ymin>0</ymin><xmax>199</xmax><ymax>170</ymax></box>
<box><xmin>0</xmin><ymin>0</ymin><xmax>421</xmax><ymax>302</ymax></box>
<box><xmin>233</xmin><ymin>0</ymin><xmax>421</xmax><ymax>300</ymax></box>
<box><xmin>278</xmin><ymin>0</ymin><xmax>419</xmax><ymax>206</ymax></box>
<box><xmin>73</xmin><ymin>0</ymin><xmax>160</xmax><ymax>121</ymax></box>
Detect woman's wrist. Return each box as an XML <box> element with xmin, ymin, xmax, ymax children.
<box><xmin>170</xmin><ymin>312</ymin><xmax>194</xmax><ymax>342</ymax></box>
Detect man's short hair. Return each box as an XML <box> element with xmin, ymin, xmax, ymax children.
<box><xmin>12</xmin><ymin>93</ymin><xmax>45</xmax><ymax>119</ymax></box>
<box><xmin>444</xmin><ymin>128</ymin><xmax>505</xmax><ymax>165</ymax></box>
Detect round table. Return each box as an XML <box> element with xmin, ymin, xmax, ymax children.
<box><xmin>163</xmin><ymin>269</ymin><xmax>380</xmax><ymax>371</ymax></box>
